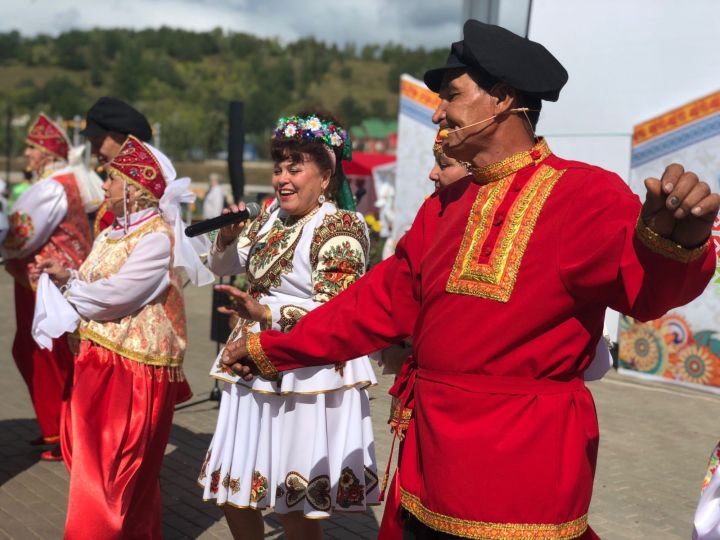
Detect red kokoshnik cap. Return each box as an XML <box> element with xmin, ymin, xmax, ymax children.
<box><xmin>26</xmin><ymin>113</ymin><xmax>70</xmax><ymax>161</ymax></box>
<box><xmin>107</xmin><ymin>135</ymin><xmax>166</xmax><ymax>201</ymax></box>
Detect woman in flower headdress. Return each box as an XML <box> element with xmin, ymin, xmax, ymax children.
<box><xmin>199</xmin><ymin>111</ymin><xmax>378</xmax><ymax>539</ymax></box>
<box><xmin>37</xmin><ymin>135</ymin><xmax>213</xmax><ymax>539</ymax></box>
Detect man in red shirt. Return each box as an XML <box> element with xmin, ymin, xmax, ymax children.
<box><xmin>220</xmin><ymin>21</ymin><xmax>719</xmax><ymax>539</ymax></box>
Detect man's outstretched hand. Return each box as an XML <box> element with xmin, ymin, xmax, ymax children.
<box><xmin>222</xmin><ymin>337</ymin><xmax>256</xmax><ymax>381</ymax></box>
<box><xmin>641</xmin><ymin>163</ymin><xmax>720</xmax><ymax>248</ymax></box>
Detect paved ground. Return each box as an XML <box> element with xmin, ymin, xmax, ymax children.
<box><xmin>1</xmin><ymin>267</ymin><xmax>719</xmax><ymax>539</ymax></box>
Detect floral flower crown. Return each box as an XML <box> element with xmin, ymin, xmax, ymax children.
<box><xmin>273</xmin><ymin>115</ymin><xmax>351</xmax><ymax>160</ymax></box>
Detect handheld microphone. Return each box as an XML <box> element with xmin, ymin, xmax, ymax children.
<box><xmin>184</xmin><ymin>202</ymin><xmax>261</xmax><ymax>238</ymax></box>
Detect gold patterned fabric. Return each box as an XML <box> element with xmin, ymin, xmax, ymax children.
<box><xmin>78</xmin><ymin>216</ymin><xmax>187</xmax><ymax>367</ymax></box>
<box><xmin>635</xmin><ymin>217</ymin><xmax>709</xmax><ymax>263</ymax></box>
<box><xmin>400</xmin><ymin>488</ymin><xmax>588</xmax><ymax>540</ymax></box>
<box><xmin>246</xmin><ymin>332</ymin><xmax>278</xmax><ymax>380</ymax></box>
<box><xmin>447</xmin><ymin>161</ymin><xmax>565</xmax><ymax>302</ymax></box>
<box><xmin>469</xmin><ymin>138</ymin><xmax>552</xmax><ymax>184</ymax></box>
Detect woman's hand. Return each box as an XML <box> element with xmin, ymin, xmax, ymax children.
<box><xmin>36</xmin><ymin>258</ymin><xmax>71</xmax><ymax>286</ymax></box>
<box><xmin>217</xmin><ymin>202</ymin><xmax>249</xmax><ymax>250</ymax></box>
<box><xmin>215</xmin><ymin>284</ymin><xmax>267</xmax><ymax>323</ymax></box>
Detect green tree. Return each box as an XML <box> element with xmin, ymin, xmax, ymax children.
<box><xmin>370</xmin><ymin>98</ymin><xmax>388</xmax><ymax>119</ymax></box>
<box><xmin>0</xmin><ymin>31</ymin><xmax>22</xmax><ymax>63</ymax></box>
<box><xmin>111</xmin><ymin>44</ymin><xmax>143</xmax><ymax>101</ymax></box>
<box><xmin>55</xmin><ymin>30</ymin><xmax>88</xmax><ymax>70</ymax></box>
<box><xmin>337</xmin><ymin>96</ymin><xmax>367</xmax><ymax>128</ymax></box>
<box><xmin>34</xmin><ymin>76</ymin><xmax>87</xmax><ymax>118</ymax></box>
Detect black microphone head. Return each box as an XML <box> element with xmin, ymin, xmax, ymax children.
<box><xmin>184</xmin><ymin>201</ymin><xmax>262</xmax><ymax>238</ymax></box>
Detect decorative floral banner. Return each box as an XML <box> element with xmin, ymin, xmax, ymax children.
<box><xmin>620</xmin><ymin>91</ymin><xmax>720</xmax><ymax>392</ymax></box>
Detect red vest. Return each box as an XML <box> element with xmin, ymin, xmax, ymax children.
<box><xmin>7</xmin><ymin>172</ymin><xmax>92</xmax><ymax>289</ymax></box>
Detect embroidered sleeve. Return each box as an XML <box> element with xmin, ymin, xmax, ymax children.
<box><xmin>634</xmin><ymin>217</ymin><xmax>709</xmax><ymax>263</ymax></box>
<box><xmin>1</xmin><ymin>179</ymin><xmax>67</xmax><ymax>259</ymax></box>
<box><xmin>246</xmin><ymin>332</ymin><xmax>278</xmax><ymax>380</ymax></box>
<box><xmin>2</xmin><ymin>211</ymin><xmax>35</xmax><ymax>252</ymax></box>
<box><xmin>310</xmin><ymin>211</ymin><xmax>370</xmax><ymax>303</ymax></box>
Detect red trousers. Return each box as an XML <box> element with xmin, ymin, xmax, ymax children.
<box><xmin>62</xmin><ymin>342</ymin><xmax>188</xmax><ymax>540</ymax></box>
<box><xmin>12</xmin><ymin>281</ymin><xmax>73</xmax><ymax>442</ymax></box>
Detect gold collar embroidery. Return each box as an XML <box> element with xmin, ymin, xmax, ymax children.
<box><xmin>469</xmin><ymin>138</ymin><xmax>552</xmax><ymax>184</ymax></box>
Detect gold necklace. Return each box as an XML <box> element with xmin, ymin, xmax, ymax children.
<box><xmin>283</xmin><ymin>205</ymin><xmax>321</xmax><ymax>228</ymax></box>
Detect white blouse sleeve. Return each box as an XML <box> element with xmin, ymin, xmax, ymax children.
<box><xmin>66</xmin><ymin>232</ymin><xmax>171</xmax><ymax>321</ymax></box>
<box><xmin>207</xmin><ymin>234</ymin><xmax>252</xmax><ymax>276</ymax></box>
<box><xmin>0</xmin><ymin>179</ymin><xmax>67</xmax><ymax>259</ymax></box>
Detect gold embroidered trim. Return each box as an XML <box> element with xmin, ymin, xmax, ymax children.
<box><xmin>79</xmin><ymin>329</ymin><xmax>183</xmax><ymax>367</ymax></box>
<box><xmin>446</xmin><ymin>165</ymin><xmax>565</xmax><ymax>302</ymax></box>
<box><xmin>79</xmin><ymin>339</ymin><xmax>186</xmax><ymax>380</ymax></box>
<box><xmin>469</xmin><ymin>138</ymin><xmax>552</xmax><ymax>184</ymax></box>
<box><xmin>635</xmin><ymin>218</ymin><xmax>709</xmax><ymax>263</ymax></box>
<box><xmin>246</xmin><ymin>332</ymin><xmax>278</xmax><ymax>380</ymax></box>
<box><xmin>400</xmin><ymin>488</ymin><xmax>588</xmax><ymax>539</ymax></box>
<box><xmin>103</xmin><ymin>215</ymin><xmax>164</xmax><ymax>244</ymax></box>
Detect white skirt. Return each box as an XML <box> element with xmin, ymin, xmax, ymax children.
<box><xmin>199</xmin><ymin>366</ymin><xmax>379</xmax><ymax>517</ymax></box>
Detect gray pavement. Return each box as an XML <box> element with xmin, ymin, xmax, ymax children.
<box><xmin>1</xmin><ymin>267</ymin><xmax>719</xmax><ymax>539</ymax></box>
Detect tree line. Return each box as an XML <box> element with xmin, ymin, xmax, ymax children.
<box><xmin>0</xmin><ymin>28</ymin><xmax>445</xmax><ymax>159</ymax></box>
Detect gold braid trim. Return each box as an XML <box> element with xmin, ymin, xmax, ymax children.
<box><xmin>79</xmin><ymin>329</ymin><xmax>183</xmax><ymax>367</ymax></box>
<box><xmin>246</xmin><ymin>332</ymin><xmax>278</xmax><ymax>380</ymax></box>
<box><xmin>400</xmin><ymin>488</ymin><xmax>588</xmax><ymax>540</ymax></box>
<box><xmin>446</xmin><ymin>165</ymin><xmax>564</xmax><ymax>302</ymax></box>
<box><xmin>103</xmin><ymin>215</ymin><xmax>163</xmax><ymax>244</ymax></box>
<box><xmin>469</xmin><ymin>138</ymin><xmax>552</xmax><ymax>184</ymax></box>
<box><xmin>635</xmin><ymin>218</ymin><xmax>710</xmax><ymax>263</ymax></box>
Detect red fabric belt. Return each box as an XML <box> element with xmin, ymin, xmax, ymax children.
<box><xmin>417</xmin><ymin>368</ymin><xmax>585</xmax><ymax>395</ymax></box>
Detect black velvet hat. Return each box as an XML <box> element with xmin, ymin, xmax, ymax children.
<box><xmin>423</xmin><ymin>20</ymin><xmax>568</xmax><ymax>102</ymax></box>
<box><xmin>81</xmin><ymin>97</ymin><xmax>153</xmax><ymax>141</ymax></box>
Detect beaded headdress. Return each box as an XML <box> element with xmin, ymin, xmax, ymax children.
<box><xmin>108</xmin><ymin>135</ymin><xmax>167</xmax><ymax>201</ymax></box>
<box><xmin>26</xmin><ymin>113</ymin><xmax>70</xmax><ymax>162</ymax></box>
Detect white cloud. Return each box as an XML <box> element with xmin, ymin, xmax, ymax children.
<box><xmin>0</xmin><ymin>0</ymin><xmax>464</xmax><ymax>49</ymax></box>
